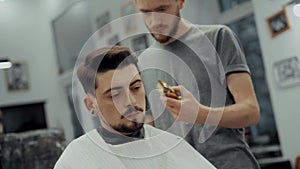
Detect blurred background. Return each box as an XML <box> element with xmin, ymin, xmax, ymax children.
<box><xmin>0</xmin><ymin>0</ymin><xmax>299</xmax><ymax>168</ymax></box>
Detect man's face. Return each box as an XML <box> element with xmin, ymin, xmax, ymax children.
<box><xmin>135</xmin><ymin>0</ymin><xmax>182</xmax><ymax>43</ymax></box>
<box><xmin>94</xmin><ymin>64</ymin><xmax>146</xmax><ymax>134</ymax></box>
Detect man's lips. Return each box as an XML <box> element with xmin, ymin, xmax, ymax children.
<box><xmin>121</xmin><ymin>106</ymin><xmax>144</xmax><ymax>119</ymax></box>
<box><xmin>152</xmin><ymin>26</ymin><xmax>168</xmax><ymax>33</ymax></box>
<box><xmin>125</xmin><ymin>111</ymin><xmax>142</xmax><ymax>118</ymax></box>
<box><xmin>154</xmin><ymin>28</ymin><xmax>165</xmax><ymax>32</ymax></box>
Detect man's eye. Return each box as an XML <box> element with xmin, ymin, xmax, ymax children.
<box><xmin>132</xmin><ymin>84</ymin><xmax>141</xmax><ymax>91</ymax></box>
<box><xmin>134</xmin><ymin>86</ymin><xmax>141</xmax><ymax>90</ymax></box>
<box><xmin>157</xmin><ymin>8</ymin><xmax>166</xmax><ymax>12</ymax></box>
<box><xmin>110</xmin><ymin>93</ymin><xmax>120</xmax><ymax>98</ymax></box>
<box><xmin>142</xmin><ymin>11</ymin><xmax>150</xmax><ymax>16</ymax></box>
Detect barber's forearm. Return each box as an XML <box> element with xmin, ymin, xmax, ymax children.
<box><xmin>196</xmin><ymin>101</ymin><xmax>260</xmax><ymax>128</ymax></box>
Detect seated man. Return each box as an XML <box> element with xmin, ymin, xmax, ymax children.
<box><xmin>54</xmin><ymin>46</ymin><xmax>215</xmax><ymax>169</ymax></box>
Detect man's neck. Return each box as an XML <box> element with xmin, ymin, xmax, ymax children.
<box><xmin>161</xmin><ymin>20</ymin><xmax>192</xmax><ymax>45</ymax></box>
<box><xmin>97</xmin><ymin>126</ymin><xmax>145</xmax><ymax>145</ymax></box>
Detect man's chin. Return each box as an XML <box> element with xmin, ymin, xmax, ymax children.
<box><xmin>114</xmin><ymin>122</ymin><xmax>144</xmax><ymax>133</ymax></box>
<box><xmin>152</xmin><ymin>34</ymin><xmax>171</xmax><ymax>43</ymax></box>
<box><xmin>130</xmin><ymin>121</ymin><xmax>144</xmax><ymax>130</ymax></box>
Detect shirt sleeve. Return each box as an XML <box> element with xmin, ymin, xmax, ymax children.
<box><xmin>216</xmin><ymin>26</ymin><xmax>250</xmax><ymax>75</ymax></box>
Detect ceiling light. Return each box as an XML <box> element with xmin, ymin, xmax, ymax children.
<box><xmin>0</xmin><ymin>59</ymin><xmax>12</xmax><ymax>69</ymax></box>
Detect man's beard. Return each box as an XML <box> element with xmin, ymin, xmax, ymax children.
<box><xmin>112</xmin><ymin>120</ymin><xmax>144</xmax><ymax>133</ymax></box>
<box><xmin>113</xmin><ymin>105</ymin><xmax>145</xmax><ymax>133</ymax></box>
<box><xmin>149</xmin><ymin>12</ymin><xmax>181</xmax><ymax>43</ymax></box>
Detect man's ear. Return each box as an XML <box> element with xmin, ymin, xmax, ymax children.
<box><xmin>178</xmin><ymin>0</ymin><xmax>185</xmax><ymax>9</ymax></box>
<box><xmin>84</xmin><ymin>95</ymin><xmax>97</xmax><ymax>116</ymax></box>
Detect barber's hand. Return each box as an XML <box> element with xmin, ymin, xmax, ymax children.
<box><xmin>160</xmin><ymin>85</ymin><xmax>200</xmax><ymax>124</ymax></box>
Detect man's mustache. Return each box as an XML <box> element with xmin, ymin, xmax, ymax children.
<box><xmin>152</xmin><ymin>24</ymin><xmax>168</xmax><ymax>31</ymax></box>
<box><xmin>121</xmin><ymin>106</ymin><xmax>144</xmax><ymax>119</ymax></box>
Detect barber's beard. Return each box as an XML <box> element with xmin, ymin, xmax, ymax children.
<box><xmin>149</xmin><ymin>12</ymin><xmax>181</xmax><ymax>44</ymax></box>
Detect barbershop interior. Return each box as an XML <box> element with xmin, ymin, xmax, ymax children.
<box><xmin>0</xmin><ymin>0</ymin><xmax>299</xmax><ymax>168</ymax></box>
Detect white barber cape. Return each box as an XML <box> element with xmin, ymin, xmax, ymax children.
<box><xmin>54</xmin><ymin>124</ymin><xmax>216</xmax><ymax>169</ymax></box>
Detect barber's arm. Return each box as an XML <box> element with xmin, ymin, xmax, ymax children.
<box><xmin>161</xmin><ymin>72</ymin><xmax>260</xmax><ymax>128</ymax></box>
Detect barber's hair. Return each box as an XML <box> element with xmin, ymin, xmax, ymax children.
<box><xmin>77</xmin><ymin>46</ymin><xmax>138</xmax><ymax>95</ymax></box>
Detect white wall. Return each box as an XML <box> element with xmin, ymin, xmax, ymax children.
<box><xmin>0</xmin><ymin>0</ymin><xmax>76</xmax><ymax>143</ymax></box>
<box><xmin>252</xmin><ymin>0</ymin><xmax>300</xmax><ymax>165</ymax></box>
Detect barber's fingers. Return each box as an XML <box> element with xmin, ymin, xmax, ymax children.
<box><xmin>170</xmin><ymin>86</ymin><xmax>181</xmax><ymax>93</ymax></box>
<box><xmin>166</xmin><ymin>105</ymin><xmax>179</xmax><ymax>119</ymax></box>
<box><xmin>164</xmin><ymin>98</ymin><xmax>194</xmax><ymax>122</ymax></box>
<box><xmin>171</xmin><ymin>85</ymin><xmax>192</xmax><ymax>97</ymax></box>
<box><xmin>165</xmin><ymin>92</ymin><xmax>180</xmax><ymax>99</ymax></box>
<box><xmin>161</xmin><ymin>95</ymin><xmax>181</xmax><ymax>109</ymax></box>
<box><xmin>160</xmin><ymin>86</ymin><xmax>189</xmax><ymax>112</ymax></box>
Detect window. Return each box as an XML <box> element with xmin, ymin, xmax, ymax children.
<box><xmin>218</xmin><ymin>0</ymin><xmax>251</xmax><ymax>12</ymax></box>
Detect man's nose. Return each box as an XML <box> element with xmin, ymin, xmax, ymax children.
<box><xmin>124</xmin><ymin>91</ymin><xmax>136</xmax><ymax>107</ymax></box>
<box><xmin>129</xmin><ymin>92</ymin><xmax>137</xmax><ymax>106</ymax></box>
<box><xmin>148</xmin><ymin>12</ymin><xmax>163</xmax><ymax>27</ymax></box>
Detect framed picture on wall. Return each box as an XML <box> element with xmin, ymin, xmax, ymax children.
<box><xmin>120</xmin><ymin>1</ymin><xmax>138</xmax><ymax>35</ymax></box>
<box><xmin>4</xmin><ymin>61</ymin><xmax>30</xmax><ymax>91</ymax></box>
<box><xmin>267</xmin><ymin>8</ymin><xmax>291</xmax><ymax>38</ymax></box>
<box><xmin>273</xmin><ymin>56</ymin><xmax>300</xmax><ymax>88</ymax></box>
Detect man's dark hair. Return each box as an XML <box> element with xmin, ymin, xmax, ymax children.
<box><xmin>77</xmin><ymin>46</ymin><xmax>138</xmax><ymax>95</ymax></box>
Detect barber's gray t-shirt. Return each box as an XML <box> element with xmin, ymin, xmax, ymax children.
<box><xmin>139</xmin><ymin>25</ymin><xmax>259</xmax><ymax>169</ymax></box>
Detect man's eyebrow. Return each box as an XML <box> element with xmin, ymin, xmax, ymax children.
<box><xmin>154</xmin><ymin>5</ymin><xmax>170</xmax><ymax>11</ymax></box>
<box><xmin>140</xmin><ymin>5</ymin><xmax>170</xmax><ymax>12</ymax></box>
<box><xmin>103</xmin><ymin>86</ymin><xmax>122</xmax><ymax>95</ymax></box>
<box><xmin>140</xmin><ymin>8</ymin><xmax>151</xmax><ymax>13</ymax></box>
<box><xmin>102</xmin><ymin>79</ymin><xmax>142</xmax><ymax>95</ymax></box>
<box><xmin>130</xmin><ymin>79</ymin><xmax>142</xmax><ymax>86</ymax></box>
